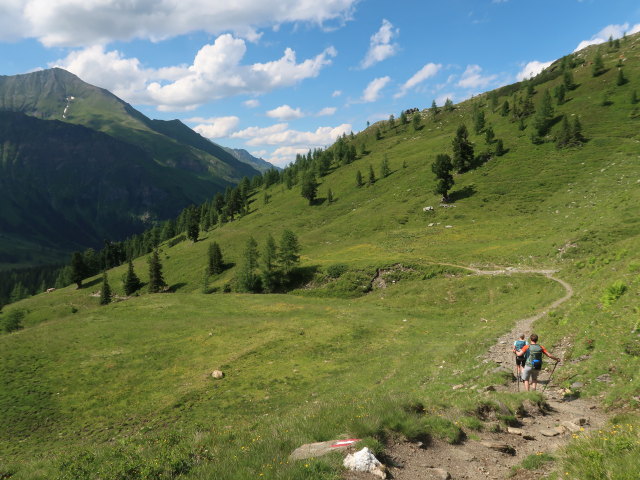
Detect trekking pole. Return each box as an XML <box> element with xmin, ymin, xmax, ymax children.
<box><xmin>542</xmin><ymin>361</ymin><xmax>559</xmax><ymax>393</ymax></box>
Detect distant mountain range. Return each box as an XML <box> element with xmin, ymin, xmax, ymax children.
<box><xmin>0</xmin><ymin>68</ymin><xmax>274</xmax><ymax>268</ymax></box>
<box><xmin>221</xmin><ymin>146</ymin><xmax>281</xmax><ymax>173</ymax></box>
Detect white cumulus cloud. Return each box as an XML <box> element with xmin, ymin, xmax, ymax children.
<box><xmin>190</xmin><ymin>116</ymin><xmax>240</xmax><ymax>138</ymax></box>
<box><xmin>232</xmin><ymin>122</ymin><xmax>351</xmax><ymax>147</ymax></box>
<box><xmin>574</xmin><ymin>23</ymin><xmax>640</xmax><ymax>52</ymax></box>
<box><xmin>395</xmin><ymin>62</ymin><xmax>442</xmax><ymax>98</ymax></box>
<box><xmin>516</xmin><ymin>60</ymin><xmax>553</xmax><ymax>81</ymax></box>
<box><xmin>267</xmin><ymin>146</ymin><xmax>312</xmax><ymax>167</ymax></box>
<box><xmin>360</xmin><ymin>19</ymin><xmax>399</xmax><ymax>69</ymax></box>
<box><xmin>52</xmin><ymin>34</ymin><xmax>337</xmax><ymax>111</ymax></box>
<box><xmin>317</xmin><ymin>107</ymin><xmax>337</xmax><ymax>116</ymax></box>
<box><xmin>3</xmin><ymin>0</ymin><xmax>358</xmax><ymax>47</ymax></box>
<box><xmin>361</xmin><ymin>76</ymin><xmax>391</xmax><ymax>103</ymax></box>
<box><xmin>244</xmin><ymin>99</ymin><xmax>260</xmax><ymax>108</ymax></box>
<box><xmin>457</xmin><ymin>64</ymin><xmax>497</xmax><ymax>89</ymax></box>
<box><xmin>266</xmin><ymin>104</ymin><xmax>304</xmax><ymax>120</ymax></box>
<box><xmin>332</xmin><ymin>90</ymin><xmax>343</xmax><ymax>97</ymax></box>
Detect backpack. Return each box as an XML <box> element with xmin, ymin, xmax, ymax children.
<box><xmin>528</xmin><ymin>344</ymin><xmax>543</xmax><ymax>370</ymax></box>
<box><xmin>514</xmin><ymin>340</ymin><xmax>527</xmax><ymax>351</ymax></box>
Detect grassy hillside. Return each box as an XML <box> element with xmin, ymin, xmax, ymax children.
<box><xmin>1</xmin><ymin>36</ymin><xmax>639</xmax><ymax>479</ymax></box>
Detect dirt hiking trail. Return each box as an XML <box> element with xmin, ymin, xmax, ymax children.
<box><xmin>348</xmin><ymin>265</ymin><xmax>606</xmax><ymax>480</ymax></box>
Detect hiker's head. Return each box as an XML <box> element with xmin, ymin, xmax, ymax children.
<box><xmin>519</xmin><ymin>334</ymin><xmax>525</xmax><ymax>340</ymax></box>
<box><xmin>530</xmin><ymin>333</ymin><xmax>539</xmax><ymax>343</ymax></box>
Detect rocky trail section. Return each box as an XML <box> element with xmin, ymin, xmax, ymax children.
<box><xmin>347</xmin><ymin>265</ymin><xmax>606</xmax><ymax>480</ymax></box>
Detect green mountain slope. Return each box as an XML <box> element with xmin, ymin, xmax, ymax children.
<box><xmin>1</xmin><ymin>37</ymin><xmax>639</xmax><ymax>479</ymax></box>
<box><xmin>0</xmin><ymin>68</ymin><xmax>260</xmax><ymax>268</ymax></box>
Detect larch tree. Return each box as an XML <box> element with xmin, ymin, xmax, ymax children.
<box><xmin>451</xmin><ymin>124</ymin><xmax>474</xmax><ymax>173</ymax></box>
<box><xmin>432</xmin><ymin>154</ymin><xmax>454</xmax><ymax>202</ymax></box>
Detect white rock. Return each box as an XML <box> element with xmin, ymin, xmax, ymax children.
<box><xmin>211</xmin><ymin>370</ymin><xmax>224</xmax><ymax>379</ymax></box>
<box><xmin>343</xmin><ymin>447</ymin><xmax>386</xmax><ymax>478</ymax></box>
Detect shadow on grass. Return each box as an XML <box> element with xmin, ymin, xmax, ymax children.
<box><xmin>82</xmin><ymin>277</ymin><xmax>102</xmax><ymax>289</ymax></box>
<box><xmin>282</xmin><ymin>264</ymin><xmax>321</xmax><ymax>291</ymax></box>
<box><xmin>170</xmin><ymin>282</ymin><xmax>188</xmax><ymax>292</ymax></box>
<box><xmin>448</xmin><ymin>185</ymin><xmax>477</xmax><ymax>203</ymax></box>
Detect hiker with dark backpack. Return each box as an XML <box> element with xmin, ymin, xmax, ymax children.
<box><xmin>512</xmin><ymin>334</ymin><xmax>528</xmax><ymax>382</ymax></box>
<box><xmin>516</xmin><ymin>333</ymin><xmax>560</xmax><ymax>391</ymax></box>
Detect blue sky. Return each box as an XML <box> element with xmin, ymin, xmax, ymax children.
<box><xmin>1</xmin><ymin>0</ymin><xmax>639</xmax><ymax>167</ymax></box>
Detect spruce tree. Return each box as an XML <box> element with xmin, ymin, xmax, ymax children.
<box><xmin>473</xmin><ymin>108</ymin><xmax>485</xmax><ymax>134</ymax></box>
<box><xmin>388</xmin><ymin>114</ymin><xmax>395</xmax><ymax>129</ymax></box>
<box><xmin>368</xmin><ymin>164</ymin><xmax>376</xmax><ymax>185</ymax></box>
<box><xmin>300</xmin><ymin>171</ymin><xmax>318</xmax><ymax>205</ymax></box>
<box><xmin>279</xmin><ymin>230</ymin><xmax>300</xmax><ymax>277</ymax></box>
<box><xmin>9</xmin><ymin>282</ymin><xmax>27</xmax><ymax>303</ymax></box>
<box><xmin>399</xmin><ymin>110</ymin><xmax>408</xmax><ymax>125</ymax></box>
<box><xmin>123</xmin><ymin>259</ymin><xmax>142</xmax><ymax>295</ymax></box>
<box><xmin>186</xmin><ymin>207</ymin><xmax>199</xmax><ymax>242</ymax></box>
<box><xmin>484</xmin><ymin>126</ymin><xmax>495</xmax><ymax>144</ymax></box>
<box><xmin>555</xmin><ymin>115</ymin><xmax>572</xmax><ymax>148</ymax></box>
<box><xmin>592</xmin><ymin>50</ymin><xmax>605</xmax><ymax>77</ymax></box>
<box><xmin>148</xmin><ymin>249</ymin><xmax>167</xmax><ymax>293</ymax></box>
<box><xmin>237</xmin><ymin>236</ymin><xmax>260</xmax><ymax>292</ymax></box>
<box><xmin>412</xmin><ymin>112</ymin><xmax>421</xmax><ymax>130</ymax></box>
<box><xmin>533</xmin><ymin>89</ymin><xmax>554</xmax><ymax>136</ymax></box>
<box><xmin>100</xmin><ymin>271</ymin><xmax>112</xmax><ymax>305</ymax></box>
<box><xmin>554</xmin><ymin>84</ymin><xmax>566</xmax><ymax>105</ymax></box>
<box><xmin>430</xmin><ymin>100</ymin><xmax>438</xmax><ymax>117</ymax></box>
<box><xmin>495</xmin><ymin>139</ymin><xmax>506</xmax><ymax>156</ymax></box>
<box><xmin>208</xmin><ymin>242</ymin><xmax>224</xmax><ymax>275</ymax></box>
<box><xmin>380</xmin><ymin>154</ymin><xmax>391</xmax><ymax>178</ymax></box>
<box><xmin>616</xmin><ymin>68</ymin><xmax>627</xmax><ymax>86</ymax></box>
<box><xmin>571</xmin><ymin>116</ymin><xmax>585</xmax><ymax>144</ymax></box>
<box><xmin>261</xmin><ymin>234</ymin><xmax>279</xmax><ymax>293</ymax></box>
<box><xmin>355</xmin><ymin>170</ymin><xmax>364</xmax><ymax>187</ymax></box>
<box><xmin>563</xmin><ymin>70</ymin><xmax>575</xmax><ymax>90</ymax></box>
<box><xmin>327</xmin><ymin>188</ymin><xmax>334</xmax><ymax>204</ymax></box>
<box><xmin>431</xmin><ymin>154</ymin><xmax>454</xmax><ymax>202</ymax></box>
<box><xmin>451</xmin><ymin>124</ymin><xmax>474</xmax><ymax>173</ymax></box>
<box><xmin>444</xmin><ymin>98</ymin><xmax>454</xmax><ymax>112</ymax></box>
<box><xmin>500</xmin><ymin>100</ymin><xmax>510</xmax><ymax>117</ymax></box>
<box><xmin>70</xmin><ymin>251</ymin><xmax>88</xmax><ymax>289</ymax></box>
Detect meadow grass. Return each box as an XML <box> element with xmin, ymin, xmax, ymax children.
<box><xmin>2</xmin><ymin>34</ymin><xmax>640</xmax><ymax>478</ymax></box>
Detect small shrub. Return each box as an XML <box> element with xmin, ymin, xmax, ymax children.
<box><xmin>623</xmin><ymin>339</ymin><xmax>640</xmax><ymax>357</ymax></box>
<box><xmin>326</xmin><ymin>263</ymin><xmax>348</xmax><ymax>279</ymax></box>
<box><xmin>420</xmin><ymin>416</ymin><xmax>465</xmax><ymax>444</ymax></box>
<box><xmin>601</xmin><ymin>281</ymin><xmax>627</xmax><ymax>307</ymax></box>
<box><xmin>2</xmin><ymin>309</ymin><xmax>25</xmax><ymax>333</ymax></box>
<box><xmin>459</xmin><ymin>416</ymin><xmax>483</xmax><ymax>431</ymax></box>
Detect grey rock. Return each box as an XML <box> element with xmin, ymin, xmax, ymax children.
<box><xmin>570</xmin><ymin>381</ymin><xmax>584</xmax><ymax>389</ymax></box>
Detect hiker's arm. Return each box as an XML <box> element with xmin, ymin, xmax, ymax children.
<box><xmin>543</xmin><ymin>350</ymin><xmax>560</xmax><ymax>362</ymax></box>
<box><xmin>515</xmin><ymin>345</ymin><xmax>528</xmax><ymax>357</ymax></box>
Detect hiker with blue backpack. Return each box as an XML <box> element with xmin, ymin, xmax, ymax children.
<box><xmin>516</xmin><ymin>333</ymin><xmax>560</xmax><ymax>391</ymax></box>
<box><xmin>512</xmin><ymin>334</ymin><xmax>528</xmax><ymax>382</ymax></box>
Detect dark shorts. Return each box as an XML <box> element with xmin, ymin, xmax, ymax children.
<box><xmin>515</xmin><ymin>356</ymin><xmax>526</xmax><ymax>367</ymax></box>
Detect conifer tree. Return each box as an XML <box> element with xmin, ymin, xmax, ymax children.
<box><xmin>485</xmin><ymin>126</ymin><xmax>495</xmax><ymax>144</ymax></box>
<box><xmin>300</xmin><ymin>171</ymin><xmax>318</xmax><ymax>205</ymax></box>
<box><xmin>100</xmin><ymin>271</ymin><xmax>112</xmax><ymax>305</ymax></box>
<box><xmin>123</xmin><ymin>259</ymin><xmax>142</xmax><ymax>295</ymax></box>
<box><xmin>327</xmin><ymin>188</ymin><xmax>334</xmax><ymax>204</ymax></box>
<box><xmin>451</xmin><ymin>124</ymin><xmax>474</xmax><ymax>173</ymax></box>
<box><xmin>495</xmin><ymin>139</ymin><xmax>506</xmax><ymax>156</ymax></box>
<box><xmin>555</xmin><ymin>115</ymin><xmax>572</xmax><ymax>148</ymax></box>
<box><xmin>355</xmin><ymin>170</ymin><xmax>364</xmax><ymax>187</ymax></box>
<box><xmin>616</xmin><ymin>68</ymin><xmax>627</xmax><ymax>86</ymax></box>
<box><xmin>412</xmin><ymin>112</ymin><xmax>421</xmax><ymax>130</ymax></box>
<box><xmin>148</xmin><ymin>249</ymin><xmax>167</xmax><ymax>293</ymax></box>
<box><xmin>563</xmin><ymin>70</ymin><xmax>575</xmax><ymax>90</ymax></box>
<box><xmin>375</xmin><ymin>128</ymin><xmax>382</xmax><ymax>140</ymax></box>
<box><xmin>444</xmin><ymin>98</ymin><xmax>454</xmax><ymax>112</ymax></box>
<box><xmin>554</xmin><ymin>84</ymin><xmax>566</xmax><ymax>105</ymax></box>
<box><xmin>279</xmin><ymin>230</ymin><xmax>300</xmax><ymax>277</ymax></box>
<box><xmin>430</xmin><ymin>100</ymin><xmax>438</xmax><ymax>117</ymax></box>
<box><xmin>592</xmin><ymin>50</ymin><xmax>605</xmax><ymax>77</ymax></box>
<box><xmin>388</xmin><ymin>114</ymin><xmax>395</xmax><ymax>129</ymax></box>
<box><xmin>237</xmin><ymin>236</ymin><xmax>260</xmax><ymax>292</ymax></box>
<box><xmin>70</xmin><ymin>251</ymin><xmax>88</xmax><ymax>289</ymax></box>
<box><xmin>208</xmin><ymin>242</ymin><xmax>224</xmax><ymax>275</ymax></box>
<box><xmin>631</xmin><ymin>90</ymin><xmax>639</xmax><ymax>105</ymax></box>
<box><xmin>432</xmin><ymin>154</ymin><xmax>454</xmax><ymax>202</ymax></box>
<box><xmin>380</xmin><ymin>154</ymin><xmax>391</xmax><ymax>178</ymax></box>
<box><xmin>186</xmin><ymin>207</ymin><xmax>199</xmax><ymax>242</ymax></box>
<box><xmin>533</xmin><ymin>89</ymin><xmax>554</xmax><ymax>136</ymax></box>
<box><xmin>402</xmin><ymin>159</ymin><xmax>408</xmax><ymax>169</ymax></box>
<box><xmin>399</xmin><ymin>110</ymin><xmax>408</xmax><ymax>125</ymax></box>
<box><xmin>368</xmin><ymin>164</ymin><xmax>376</xmax><ymax>185</ymax></box>
<box><xmin>500</xmin><ymin>100</ymin><xmax>510</xmax><ymax>117</ymax></box>
<box><xmin>473</xmin><ymin>108</ymin><xmax>485</xmax><ymax>134</ymax></box>
<box><xmin>261</xmin><ymin>234</ymin><xmax>279</xmax><ymax>293</ymax></box>
<box><xmin>9</xmin><ymin>282</ymin><xmax>27</xmax><ymax>303</ymax></box>
<box><xmin>571</xmin><ymin>116</ymin><xmax>585</xmax><ymax>144</ymax></box>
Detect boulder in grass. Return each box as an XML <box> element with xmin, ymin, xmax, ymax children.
<box><xmin>343</xmin><ymin>447</ymin><xmax>387</xmax><ymax>479</ymax></box>
<box><xmin>211</xmin><ymin>370</ymin><xmax>224</xmax><ymax>379</ymax></box>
